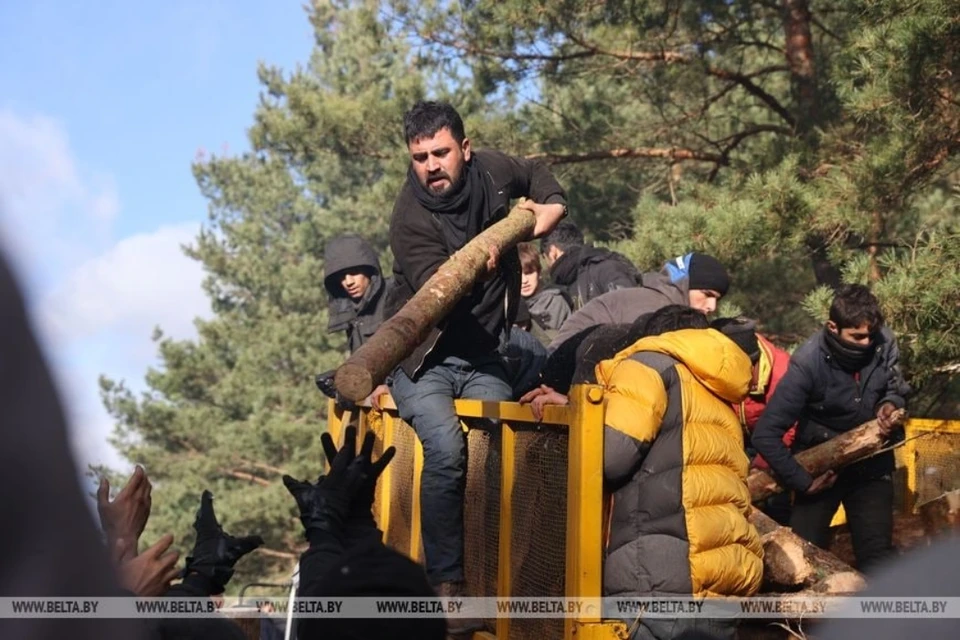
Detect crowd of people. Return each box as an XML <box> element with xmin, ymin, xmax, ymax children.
<box><xmin>1</xmin><ymin>98</ymin><xmax>948</xmax><ymax>640</ymax></box>
<box><xmin>316</xmin><ymin>101</ymin><xmax>923</xmax><ymax>639</ymax></box>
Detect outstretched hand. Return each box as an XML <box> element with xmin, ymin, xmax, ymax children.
<box><xmin>182</xmin><ymin>491</ymin><xmax>263</xmax><ymax>594</ymax></box>
<box><xmin>97</xmin><ymin>465</ymin><xmax>152</xmax><ymax>555</ymax></box>
<box><xmin>283</xmin><ymin>427</ymin><xmax>396</xmax><ymax>543</ymax></box>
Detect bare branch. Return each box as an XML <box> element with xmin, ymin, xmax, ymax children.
<box><xmin>256</xmin><ymin>547</ymin><xmax>298</xmax><ymax>560</ymax></box>
<box><xmin>526</xmin><ymin>147</ymin><xmax>727</xmax><ymax>165</ymax></box>
<box><xmin>224</xmin><ymin>469</ymin><xmax>271</xmax><ymax>487</ymax></box>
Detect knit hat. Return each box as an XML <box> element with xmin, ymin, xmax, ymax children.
<box><xmin>687</xmin><ymin>253</ymin><xmax>730</xmax><ymax>296</ymax></box>
<box><xmin>712</xmin><ymin>317</ymin><xmax>760</xmax><ymax>363</ymax></box>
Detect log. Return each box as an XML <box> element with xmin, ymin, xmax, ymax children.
<box><xmin>749</xmin><ymin>507</ymin><xmax>866</xmax><ymax>593</ymax></box>
<box><xmin>334</xmin><ymin>203</ymin><xmax>537</xmax><ymax>402</ymax></box>
<box><xmin>748</xmin><ymin>409</ymin><xmax>907</xmax><ymax>502</ymax></box>
<box><xmin>918</xmin><ymin>489</ymin><xmax>960</xmax><ymax>540</ymax></box>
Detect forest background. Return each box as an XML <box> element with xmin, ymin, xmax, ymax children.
<box><xmin>96</xmin><ymin>0</ymin><xmax>959</xmax><ymax>587</ymax></box>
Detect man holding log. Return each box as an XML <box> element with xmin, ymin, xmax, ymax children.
<box><xmin>752</xmin><ymin>284</ymin><xmax>910</xmax><ymax>572</ymax></box>
<box><xmin>384</xmin><ymin>100</ymin><xmax>566</xmax><ymax>631</ymax></box>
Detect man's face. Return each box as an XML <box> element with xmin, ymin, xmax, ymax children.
<box><xmin>408</xmin><ymin>127</ymin><xmax>471</xmax><ymax>195</ymax></box>
<box><xmin>828</xmin><ymin>320</ymin><xmax>873</xmax><ymax>346</ymax></box>
<box><xmin>688</xmin><ymin>289</ymin><xmax>721</xmax><ymax>315</ymax></box>
<box><xmin>521</xmin><ymin>269</ymin><xmax>540</xmax><ymax>297</ymax></box>
<box><xmin>341</xmin><ymin>270</ymin><xmax>372</xmax><ymax>300</ymax></box>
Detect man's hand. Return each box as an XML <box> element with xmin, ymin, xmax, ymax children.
<box><xmin>478</xmin><ymin>244</ymin><xmax>500</xmax><ymax>282</ymax></box>
<box><xmin>518</xmin><ymin>201</ymin><xmax>566</xmax><ymax>238</ymax></box>
<box><xmin>97</xmin><ymin>465</ymin><xmax>152</xmax><ymax>554</ymax></box>
<box><xmin>519</xmin><ymin>384</ymin><xmax>569</xmax><ymax>422</ymax></box>
<box><xmin>283</xmin><ymin>427</ymin><xmax>392</xmax><ymax>543</ymax></box>
<box><xmin>805</xmin><ymin>470</ymin><xmax>838</xmax><ymax>495</ymax></box>
<box><xmin>367</xmin><ymin>384</ymin><xmax>390</xmax><ymax>411</ymax></box>
<box><xmin>876</xmin><ymin>402</ymin><xmax>900</xmax><ymax>436</ymax></box>
<box><xmin>321</xmin><ymin>429</ymin><xmax>396</xmax><ymax>530</ymax></box>
<box><xmin>182</xmin><ymin>491</ymin><xmax>264</xmax><ymax>594</ymax></box>
<box><xmin>117</xmin><ymin>534</ymin><xmax>180</xmax><ymax>596</ymax></box>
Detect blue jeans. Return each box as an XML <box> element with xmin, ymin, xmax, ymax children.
<box><xmin>388</xmin><ymin>355</ymin><xmax>512</xmax><ymax>585</ymax></box>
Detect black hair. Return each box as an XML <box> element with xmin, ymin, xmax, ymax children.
<box><xmin>403</xmin><ymin>101</ymin><xmax>466</xmax><ymax>145</ymax></box>
<box><xmin>540</xmin><ymin>221</ymin><xmax>584</xmax><ymax>253</ymax></box>
<box><xmin>643</xmin><ymin>304</ymin><xmax>710</xmax><ymax>337</ymax></box>
<box><xmin>829</xmin><ymin>284</ymin><xmax>884</xmax><ymax>331</ymax></box>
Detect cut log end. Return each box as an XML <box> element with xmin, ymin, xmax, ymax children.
<box><xmin>335</xmin><ymin>364</ymin><xmax>374</xmax><ymax>403</ymax></box>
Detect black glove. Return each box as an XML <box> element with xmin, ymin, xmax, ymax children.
<box><xmin>182</xmin><ymin>491</ymin><xmax>264</xmax><ymax>595</ymax></box>
<box><xmin>320</xmin><ymin>429</ymin><xmax>396</xmax><ymax>538</ymax></box>
<box><xmin>283</xmin><ymin>427</ymin><xmax>364</xmax><ymax>546</ymax></box>
<box><xmin>315</xmin><ymin>370</ymin><xmax>358</xmax><ymax>411</ymax></box>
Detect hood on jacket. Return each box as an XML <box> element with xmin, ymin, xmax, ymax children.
<box><xmin>601</xmin><ymin>328</ymin><xmax>751</xmax><ymax>403</ymax></box>
<box><xmin>639</xmin><ymin>268</ymin><xmax>690</xmax><ymax>306</ymax></box>
<box><xmin>323</xmin><ymin>235</ymin><xmax>382</xmax><ymax>298</ymax></box>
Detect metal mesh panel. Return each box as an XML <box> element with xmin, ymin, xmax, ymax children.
<box><xmin>913</xmin><ymin>430</ymin><xmax>960</xmax><ymax>507</ymax></box>
<box><xmin>385</xmin><ymin>419</ymin><xmax>417</xmax><ymax>556</ymax></box>
<box><xmin>464</xmin><ymin>426</ymin><xmax>502</xmax><ymax>633</ymax></box>
<box><xmin>509</xmin><ymin>426</ymin><xmax>569</xmax><ymax>640</ymax></box>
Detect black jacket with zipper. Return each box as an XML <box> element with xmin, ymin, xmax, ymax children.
<box><xmin>751</xmin><ymin>326</ymin><xmax>910</xmax><ymax>492</ymax></box>
<box><xmin>386</xmin><ymin>149</ymin><xmax>566</xmax><ymax>378</ymax></box>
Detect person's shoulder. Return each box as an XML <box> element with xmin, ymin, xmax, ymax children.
<box><xmin>787</xmin><ymin>332</ymin><xmax>824</xmax><ymax>372</ymax></box>
<box><xmin>390</xmin><ymin>181</ymin><xmax>429</xmax><ymax>229</ymax></box>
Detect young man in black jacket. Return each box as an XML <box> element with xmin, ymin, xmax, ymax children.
<box><xmin>385</xmin><ymin>101</ymin><xmax>566</xmax><ymax>633</ymax></box>
<box><xmin>540</xmin><ymin>220</ymin><xmax>639</xmax><ymax>309</ymax></box>
<box><xmin>752</xmin><ymin>284</ymin><xmax>910</xmax><ymax>572</ymax></box>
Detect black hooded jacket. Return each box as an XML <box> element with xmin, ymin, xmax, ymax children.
<box><xmin>323</xmin><ymin>235</ymin><xmax>389</xmax><ymax>354</ymax></box>
<box><xmin>549</xmin><ymin>244</ymin><xmax>639</xmax><ymax>310</ymax></box>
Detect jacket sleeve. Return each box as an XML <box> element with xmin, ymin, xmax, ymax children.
<box><xmin>877</xmin><ymin>330</ymin><xmax>911</xmax><ymax>410</ymax></box>
<box><xmin>389</xmin><ymin>194</ymin><xmax>449</xmax><ymax>291</ymax></box>
<box><xmin>547</xmin><ymin>294</ymin><xmax>618</xmax><ymax>352</ymax></box>
<box><xmin>599</xmin><ymin>359</ymin><xmax>667</xmax><ymax>489</ymax></box>
<box><xmin>752</xmin><ymin>359</ymin><xmax>817</xmax><ymax>492</ymax></box>
<box><xmin>487</xmin><ymin>150</ymin><xmax>567</xmax><ymax>205</ymax></box>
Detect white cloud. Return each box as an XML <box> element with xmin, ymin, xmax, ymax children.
<box><xmin>0</xmin><ymin>108</ymin><xmax>119</xmax><ymax>288</ymax></box>
<box><xmin>38</xmin><ymin>223</ymin><xmax>210</xmax><ymax>470</ymax></box>
<box><xmin>40</xmin><ymin>222</ymin><xmax>207</xmax><ymax>345</ymax></box>
<box><xmin>0</xmin><ymin>108</ymin><xmax>210</xmax><ymax>472</ymax></box>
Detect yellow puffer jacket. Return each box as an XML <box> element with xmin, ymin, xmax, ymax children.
<box><xmin>597</xmin><ymin>328</ymin><xmax>764</xmax><ymax>598</ymax></box>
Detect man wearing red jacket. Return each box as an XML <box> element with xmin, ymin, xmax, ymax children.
<box><xmin>714</xmin><ymin>317</ymin><xmax>795</xmax><ymax>523</ymax></box>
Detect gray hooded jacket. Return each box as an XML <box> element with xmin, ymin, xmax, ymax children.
<box><xmin>547</xmin><ymin>268</ymin><xmax>689</xmax><ymax>352</ymax></box>
<box><xmin>323</xmin><ymin>235</ymin><xmax>389</xmax><ymax>354</ymax></box>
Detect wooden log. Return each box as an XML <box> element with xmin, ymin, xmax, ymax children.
<box><xmin>334</xmin><ymin>203</ymin><xmax>537</xmax><ymax>402</ymax></box>
<box><xmin>748</xmin><ymin>409</ymin><xmax>906</xmax><ymax>502</ymax></box>
<box><xmin>918</xmin><ymin>489</ymin><xmax>960</xmax><ymax>540</ymax></box>
<box><xmin>749</xmin><ymin>507</ymin><xmax>865</xmax><ymax>593</ymax></box>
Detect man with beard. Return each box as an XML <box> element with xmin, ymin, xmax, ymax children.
<box><xmin>385</xmin><ymin>101</ymin><xmax>566</xmax><ymax>635</ymax></box>
<box><xmin>752</xmin><ymin>284</ymin><xmax>910</xmax><ymax>572</ymax></box>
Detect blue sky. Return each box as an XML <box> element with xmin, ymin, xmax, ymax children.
<box><xmin>0</xmin><ymin>1</ymin><xmax>313</xmax><ymax>480</ymax></box>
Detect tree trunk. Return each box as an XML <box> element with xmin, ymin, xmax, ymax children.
<box><xmin>781</xmin><ymin>0</ymin><xmax>817</xmax><ymax>136</ymax></box>
<box><xmin>334</xmin><ymin>204</ymin><xmax>537</xmax><ymax>401</ymax></box>
<box><xmin>748</xmin><ymin>409</ymin><xmax>906</xmax><ymax>502</ymax></box>
<box><xmin>750</xmin><ymin>507</ymin><xmax>866</xmax><ymax>593</ymax></box>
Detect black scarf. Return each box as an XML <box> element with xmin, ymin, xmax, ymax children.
<box><xmin>824</xmin><ymin>327</ymin><xmax>875</xmax><ymax>372</ymax></box>
<box><xmin>407</xmin><ymin>157</ymin><xmax>488</xmax><ymax>251</ymax></box>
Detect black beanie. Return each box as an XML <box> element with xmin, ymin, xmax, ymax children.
<box><xmin>713</xmin><ymin>317</ymin><xmax>760</xmax><ymax>363</ymax></box>
<box><xmin>688</xmin><ymin>253</ymin><xmax>730</xmax><ymax>296</ymax></box>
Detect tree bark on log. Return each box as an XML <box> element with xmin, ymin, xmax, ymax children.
<box><xmin>750</xmin><ymin>507</ymin><xmax>866</xmax><ymax>593</ymax></box>
<box><xmin>748</xmin><ymin>409</ymin><xmax>907</xmax><ymax>502</ymax></box>
<box><xmin>334</xmin><ymin>204</ymin><xmax>537</xmax><ymax>402</ymax></box>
